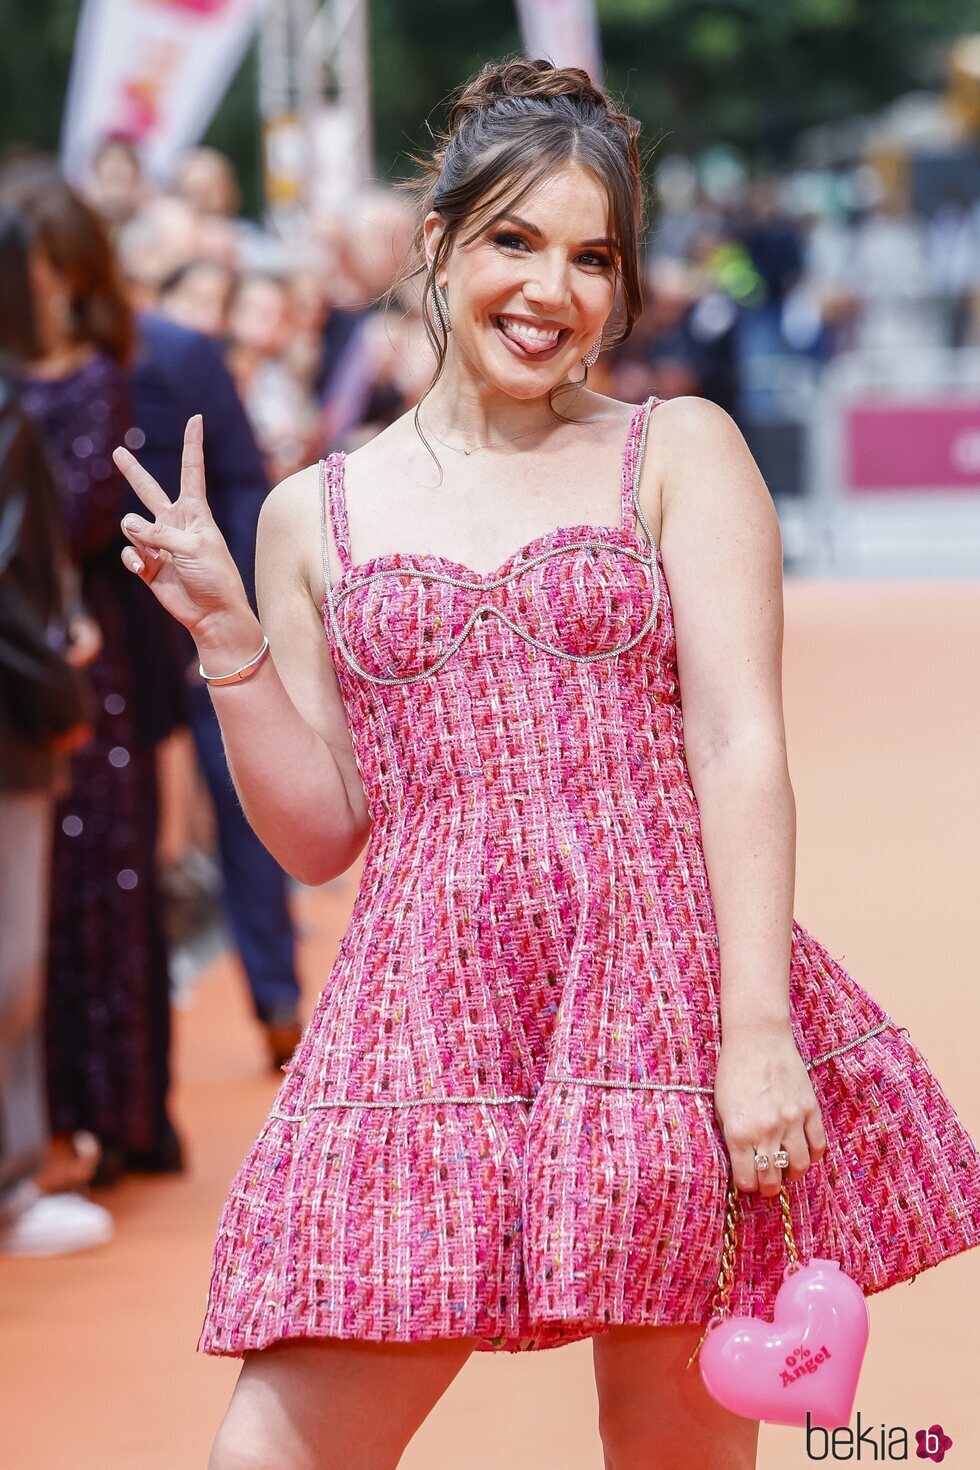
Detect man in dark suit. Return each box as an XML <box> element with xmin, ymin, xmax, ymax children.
<box><xmin>125</xmin><ymin>313</ymin><xmax>303</xmax><ymax>1070</ymax></box>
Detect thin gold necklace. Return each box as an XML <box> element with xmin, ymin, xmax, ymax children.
<box><xmin>424</xmin><ymin>419</ymin><xmax>553</xmax><ymax>456</ymax></box>
<box><xmin>420</xmin><ymin>382</ymin><xmax>587</xmax><ymax>449</ymax></box>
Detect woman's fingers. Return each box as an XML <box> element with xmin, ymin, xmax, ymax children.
<box><xmin>179</xmin><ymin>413</ymin><xmax>208</xmax><ymax>504</ymax></box>
<box><xmin>732</xmin><ymin>1123</ymin><xmax>823</xmax><ymax>1197</ymax></box>
<box><xmin>751</xmin><ymin>1145</ymin><xmax>784</xmax><ymax>1198</ymax></box>
<box><xmin>732</xmin><ymin>1141</ymin><xmax>785</xmax><ymax>1196</ymax></box>
<box><xmin>111</xmin><ymin>444</ymin><xmax>173</xmax><ymax>517</ymax></box>
<box><xmin>782</xmin><ymin>1125</ymin><xmax>813</xmax><ymax>1185</ymax></box>
<box><xmin>121</xmin><ymin>513</ymin><xmax>188</xmax><ymax>559</ymax></box>
<box><xmin>731</xmin><ymin>1144</ymin><xmax>760</xmax><ymax>1195</ymax></box>
<box><xmin>804</xmin><ymin>1109</ymin><xmax>828</xmax><ymax>1164</ymax></box>
<box><xmin>64</xmin><ymin>612</ymin><xmax>103</xmax><ymax>667</ymax></box>
<box><xmin>122</xmin><ymin>543</ymin><xmax>154</xmax><ymax>580</ymax></box>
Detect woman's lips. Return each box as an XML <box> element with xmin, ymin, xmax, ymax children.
<box><xmin>493</xmin><ymin>316</ymin><xmax>570</xmax><ymax>362</ymax></box>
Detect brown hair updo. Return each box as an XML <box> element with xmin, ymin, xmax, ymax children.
<box><xmin>391</xmin><ymin>56</ymin><xmax>649</xmax><ymax>426</ymax></box>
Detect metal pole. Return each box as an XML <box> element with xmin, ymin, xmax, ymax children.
<box><xmin>334</xmin><ymin>0</ymin><xmax>373</xmax><ymax>190</ymax></box>
<box><xmin>304</xmin><ymin>0</ymin><xmax>374</xmax><ymax>212</ymax></box>
<box><xmin>258</xmin><ymin>0</ymin><xmax>306</xmax><ymax>225</ymax></box>
<box><xmin>258</xmin><ymin>0</ymin><xmax>372</xmax><ymax>225</ymax></box>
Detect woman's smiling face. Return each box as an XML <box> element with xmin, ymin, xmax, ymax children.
<box><xmin>423</xmin><ymin>161</ymin><xmax>620</xmax><ymax>399</ymax></box>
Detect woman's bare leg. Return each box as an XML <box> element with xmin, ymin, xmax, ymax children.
<box><xmin>208</xmin><ymin>1335</ymin><xmax>477</xmax><ymax>1470</ymax></box>
<box><xmin>593</xmin><ymin>1324</ymin><xmax>760</xmax><ymax>1470</ymax></box>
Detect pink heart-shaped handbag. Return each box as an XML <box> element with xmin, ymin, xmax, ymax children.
<box><xmin>686</xmin><ymin>1173</ymin><xmax>870</xmax><ymax>1429</ymax></box>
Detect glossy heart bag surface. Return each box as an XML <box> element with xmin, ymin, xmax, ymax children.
<box><xmin>687</xmin><ymin>1175</ymin><xmax>870</xmax><ymax>1429</ymax></box>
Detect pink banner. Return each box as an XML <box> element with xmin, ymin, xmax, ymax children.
<box><xmin>845</xmin><ymin>402</ymin><xmax>980</xmax><ymax>493</ymax></box>
<box><xmin>62</xmin><ymin>0</ymin><xmax>264</xmax><ymax>184</ymax></box>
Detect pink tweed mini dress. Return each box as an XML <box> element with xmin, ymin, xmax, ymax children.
<box><xmin>199</xmin><ymin>394</ymin><xmax>980</xmax><ymax>1357</ymax></box>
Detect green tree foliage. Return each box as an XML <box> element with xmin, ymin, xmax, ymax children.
<box><xmin>371</xmin><ymin>0</ymin><xmax>980</xmax><ymax>178</ymax></box>
<box><xmin>0</xmin><ymin>0</ymin><xmax>78</xmax><ymax>166</ymax></box>
<box><xmin>1</xmin><ymin>0</ymin><xmax>976</xmax><ymax>212</ymax></box>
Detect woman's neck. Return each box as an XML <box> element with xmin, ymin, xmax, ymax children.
<box><xmin>421</xmin><ymin>376</ymin><xmax>587</xmax><ymax>444</ymax></box>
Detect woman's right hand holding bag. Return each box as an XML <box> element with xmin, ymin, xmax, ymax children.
<box><xmin>112</xmin><ymin>414</ymin><xmax>256</xmax><ymax>650</ymax></box>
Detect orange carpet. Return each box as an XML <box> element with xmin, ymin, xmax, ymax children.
<box><xmin>2</xmin><ymin>576</ymin><xmax>979</xmax><ymax>1470</ymax></box>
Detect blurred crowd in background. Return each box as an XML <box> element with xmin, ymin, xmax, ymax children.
<box><xmin>79</xmin><ymin>133</ymin><xmax>980</xmax><ymax>468</ymax></box>
<box><xmin>1</xmin><ymin>125</ymin><xmax>978</xmax><ymax>1258</ymax></box>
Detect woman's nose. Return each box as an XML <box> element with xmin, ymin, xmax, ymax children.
<box><xmin>523</xmin><ymin>254</ymin><xmax>571</xmax><ymax>310</ymax></box>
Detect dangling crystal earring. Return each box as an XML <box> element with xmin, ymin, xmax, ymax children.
<box><xmin>582</xmin><ymin>330</ymin><xmax>602</xmax><ymax>368</ymax></box>
<box><xmin>433</xmin><ymin>282</ymin><xmax>452</xmax><ymax>333</ymax></box>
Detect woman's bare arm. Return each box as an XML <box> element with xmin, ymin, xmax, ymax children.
<box><xmin>114</xmin><ymin>415</ymin><xmax>371</xmax><ymax>885</ymax></box>
<box><xmin>649</xmin><ymin>396</ymin><xmax>826</xmax><ymax>1197</ymax></box>
<box><xmin>195</xmin><ymin>464</ymin><xmax>371</xmax><ymax>885</ymax></box>
<box><xmin>650</xmin><ymin>395</ymin><xmax>796</xmax><ymax>1041</ymax></box>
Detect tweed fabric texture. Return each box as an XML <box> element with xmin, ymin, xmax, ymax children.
<box><xmin>199</xmin><ymin>396</ymin><xmax>980</xmax><ymax>1358</ymax></box>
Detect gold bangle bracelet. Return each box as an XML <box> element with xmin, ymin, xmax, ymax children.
<box><xmin>199</xmin><ymin>635</ymin><xmax>271</xmax><ymax>686</ymax></box>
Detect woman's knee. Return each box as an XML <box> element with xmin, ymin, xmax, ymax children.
<box><xmin>207</xmin><ymin>1420</ymin><xmax>399</xmax><ymax>1470</ymax></box>
<box><xmin>206</xmin><ymin>1390</ymin><xmax>399</xmax><ymax>1470</ymax></box>
<box><xmin>206</xmin><ymin>1424</ymin><xmax>268</xmax><ymax>1470</ymax></box>
<box><xmin>208</xmin><ymin>1334</ymin><xmax>476</xmax><ymax>1470</ymax></box>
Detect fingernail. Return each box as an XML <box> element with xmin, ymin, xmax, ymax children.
<box><xmin>132</xmin><ymin>556</ymin><xmax>144</xmax><ymax>574</ymax></box>
<box><xmin>124</xmin><ymin>516</ymin><xmax>140</xmax><ymax>532</ymax></box>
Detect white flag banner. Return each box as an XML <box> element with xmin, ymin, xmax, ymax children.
<box><xmin>61</xmin><ymin>0</ymin><xmax>265</xmax><ymax>184</ymax></box>
<box><xmin>514</xmin><ymin>0</ymin><xmax>603</xmax><ymax>82</ymax></box>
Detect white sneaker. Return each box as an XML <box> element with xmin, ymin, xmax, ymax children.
<box><xmin>0</xmin><ymin>1189</ymin><xmax>114</xmax><ymax>1256</ymax></box>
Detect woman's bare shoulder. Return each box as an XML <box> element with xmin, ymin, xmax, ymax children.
<box><xmin>258</xmin><ymin>461</ymin><xmax>323</xmax><ymax>540</ymax></box>
<box><xmin>646</xmin><ymin>394</ymin><xmax>742</xmax><ymax>453</ymax></box>
<box><xmin>646</xmin><ymin>395</ymin><xmax>776</xmax><ymax>568</ymax></box>
<box><xmin>642</xmin><ymin>394</ymin><xmax>742</xmax><ymax>487</ymax></box>
<box><xmin>256</xmin><ymin>462</ymin><xmax>328</xmax><ymax>602</ymax></box>
<box><xmin>649</xmin><ymin>393</ymin><xmax>737</xmax><ymax>430</ymax></box>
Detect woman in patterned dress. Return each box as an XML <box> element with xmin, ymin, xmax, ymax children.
<box><xmin>112</xmin><ymin>60</ymin><xmax>980</xmax><ymax>1470</ymax></box>
<box><xmin>6</xmin><ymin>168</ymin><xmax>181</xmax><ymax>1179</ymax></box>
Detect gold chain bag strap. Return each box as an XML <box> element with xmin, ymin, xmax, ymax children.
<box><xmin>685</xmin><ymin>1170</ymin><xmax>799</xmax><ymax>1371</ymax></box>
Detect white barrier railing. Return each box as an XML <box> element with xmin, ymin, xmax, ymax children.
<box><xmin>803</xmin><ymin>348</ymin><xmax>980</xmax><ymax>578</ymax></box>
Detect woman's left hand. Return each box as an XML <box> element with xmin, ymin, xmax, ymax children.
<box><xmin>64</xmin><ymin>610</ymin><xmax>103</xmax><ymax>668</ymax></box>
<box><xmin>713</xmin><ymin>1024</ymin><xmax>828</xmax><ymax>1197</ymax></box>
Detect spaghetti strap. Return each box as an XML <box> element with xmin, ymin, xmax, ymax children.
<box><xmin>620</xmin><ymin>395</ymin><xmax>663</xmax><ymax>531</ymax></box>
<box><xmin>319</xmin><ymin>452</ymin><xmax>352</xmax><ymax>591</ymax></box>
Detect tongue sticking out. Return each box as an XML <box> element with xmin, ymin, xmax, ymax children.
<box><xmin>497</xmin><ymin>317</ymin><xmax>561</xmax><ymax>356</ymax></box>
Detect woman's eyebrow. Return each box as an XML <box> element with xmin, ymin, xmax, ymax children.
<box><xmin>490</xmin><ymin>212</ymin><xmax>616</xmax><ymax>249</ymax></box>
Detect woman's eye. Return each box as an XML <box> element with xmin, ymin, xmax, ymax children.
<box><xmin>490</xmin><ymin>233</ymin><xmax>611</xmax><ymax>269</ymax></box>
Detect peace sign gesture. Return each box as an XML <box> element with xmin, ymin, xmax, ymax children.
<box><xmin>112</xmin><ymin>414</ymin><xmax>250</xmax><ymax>638</ymax></box>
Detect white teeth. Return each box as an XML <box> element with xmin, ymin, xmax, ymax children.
<box><xmin>498</xmin><ymin>316</ymin><xmax>561</xmax><ymax>346</ymax></box>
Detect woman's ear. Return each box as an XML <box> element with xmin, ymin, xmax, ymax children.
<box><xmin>422</xmin><ymin>211</ymin><xmax>446</xmax><ymax>278</ymax></box>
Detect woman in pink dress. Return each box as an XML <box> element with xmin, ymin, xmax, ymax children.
<box><xmin>112</xmin><ymin>59</ymin><xmax>980</xmax><ymax>1470</ymax></box>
